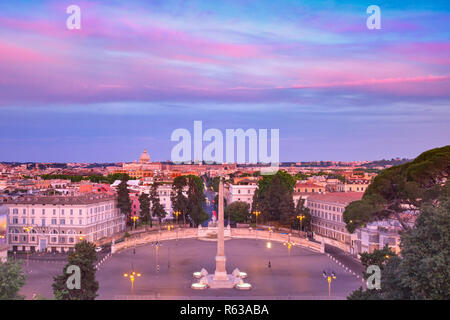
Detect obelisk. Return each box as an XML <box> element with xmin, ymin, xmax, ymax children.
<box><xmin>213</xmin><ymin>176</ymin><xmax>228</xmax><ymax>280</ymax></box>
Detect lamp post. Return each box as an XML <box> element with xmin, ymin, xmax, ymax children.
<box><xmin>323</xmin><ymin>270</ymin><xmax>337</xmax><ymax>297</ymax></box>
<box><xmin>252</xmin><ymin>210</ymin><xmax>261</xmax><ymax>240</ymax></box>
<box><xmin>174</xmin><ymin>211</ymin><xmax>181</xmax><ymax>242</ymax></box>
<box><xmin>297</xmin><ymin>214</ymin><xmax>305</xmax><ymax>235</ymax></box>
<box><xmin>130</xmin><ymin>215</ymin><xmax>139</xmax><ymax>231</ymax></box>
<box><xmin>152</xmin><ymin>241</ymin><xmax>162</xmax><ymax>273</ymax></box>
<box><xmin>123</xmin><ymin>266</ymin><xmax>141</xmax><ymax>294</ymax></box>
<box><xmin>22</xmin><ymin>226</ymin><xmax>33</xmax><ymax>266</ymax></box>
<box><xmin>266</xmin><ymin>228</ymin><xmax>272</xmax><ymax>268</ymax></box>
<box><xmin>283</xmin><ymin>240</ymin><xmax>295</xmax><ymax>256</ymax></box>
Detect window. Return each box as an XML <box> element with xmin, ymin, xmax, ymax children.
<box><xmin>62</xmin><ymin>209</ymin><xmax>65</xmax><ymax>215</ymax></box>
<box><xmin>70</xmin><ymin>220</ymin><xmax>73</xmax><ymax>225</ymax></box>
<box><xmin>22</xmin><ymin>209</ymin><xmax>26</xmax><ymax>214</ymax></box>
<box><xmin>53</xmin><ymin>209</ymin><xmax>56</xmax><ymax>215</ymax></box>
<box><xmin>22</xmin><ymin>218</ymin><xmax>26</xmax><ymax>224</ymax></box>
<box><xmin>79</xmin><ymin>219</ymin><xmax>82</xmax><ymax>225</ymax></box>
<box><xmin>41</xmin><ymin>219</ymin><xmax>46</xmax><ymax>227</ymax></box>
<box><xmin>31</xmin><ymin>209</ymin><xmax>35</xmax><ymax>215</ymax></box>
<box><xmin>13</xmin><ymin>218</ymin><xmax>18</xmax><ymax>224</ymax></box>
<box><xmin>42</xmin><ymin>209</ymin><xmax>45</xmax><ymax>215</ymax></box>
<box><xmin>31</xmin><ymin>219</ymin><xmax>35</xmax><ymax>224</ymax></box>
<box><xmin>13</xmin><ymin>208</ymin><xmax>18</xmax><ymax>214</ymax></box>
<box><xmin>70</xmin><ymin>209</ymin><xmax>73</xmax><ymax>215</ymax></box>
<box><xmin>60</xmin><ymin>219</ymin><xmax>65</xmax><ymax>225</ymax></box>
<box><xmin>79</xmin><ymin>209</ymin><xmax>82</xmax><ymax>215</ymax></box>
<box><xmin>51</xmin><ymin>237</ymin><xmax>57</xmax><ymax>243</ymax></box>
<box><xmin>51</xmin><ymin>219</ymin><xmax>57</xmax><ymax>225</ymax></box>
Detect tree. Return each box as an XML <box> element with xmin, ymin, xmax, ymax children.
<box><xmin>225</xmin><ymin>201</ymin><xmax>250</xmax><ymax>223</ymax></box>
<box><xmin>186</xmin><ymin>178</ymin><xmax>208</xmax><ymax>226</ymax></box>
<box><xmin>347</xmin><ymin>246</ymin><xmax>397</xmax><ymax>300</ymax></box>
<box><xmin>344</xmin><ymin>145</ymin><xmax>450</xmax><ymax>233</ymax></box>
<box><xmin>348</xmin><ymin>200</ymin><xmax>449</xmax><ymax>300</ymax></box>
<box><xmin>257</xmin><ymin>174</ymin><xmax>294</xmax><ymax>223</ymax></box>
<box><xmin>292</xmin><ymin>198</ymin><xmax>312</xmax><ymax>231</ymax></box>
<box><xmin>257</xmin><ymin>170</ymin><xmax>295</xmax><ymax>197</ymax></box>
<box><xmin>171</xmin><ymin>176</ymin><xmax>189</xmax><ymax>226</ymax></box>
<box><xmin>138</xmin><ymin>192</ymin><xmax>151</xmax><ymax>227</ymax></box>
<box><xmin>52</xmin><ymin>240</ymin><xmax>98</xmax><ymax>300</ymax></box>
<box><xmin>117</xmin><ymin>176</ymin><xmax>131</xmax><ymax>225</ymax></box>
<box><xmin>0</xmin><ymin>260</ymin><xmax>26</xmax><ymax>300</ymax></box>
<box><xmin>149</xmin><ymin>182</ymin><xmax>167</xmax><ymax>225</ymax></box>
<box><xmin>398</xmin><ymin>200</ymin><xmax>450</xmax><ymax>299</ymax></box>
<box><xmin>211</xmin><ymin>176</ymin><xmax>220</xmax><ymax>192</ymax></box>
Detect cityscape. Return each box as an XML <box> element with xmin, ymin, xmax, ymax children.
<box><xmin>0</xmin><ymin>0</ymin><xmax>449</xmax><ymax>307</ymax></box>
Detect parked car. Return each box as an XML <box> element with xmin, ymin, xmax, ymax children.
<box><xmin>95</xmin><ymin>247</ymin><xmax>102</xmax><ymax>253</ymax></box>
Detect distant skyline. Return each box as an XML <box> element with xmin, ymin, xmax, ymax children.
<box><xmin>0</xmin><ymin>1</ymin><xmax>449</xmax><ymax>162</ymax></box>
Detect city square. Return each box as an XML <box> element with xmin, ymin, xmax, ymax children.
<box><xmin>19</xmin><ymin>238</ymin><xmax>362</xmax><ymax>300</ymax></box>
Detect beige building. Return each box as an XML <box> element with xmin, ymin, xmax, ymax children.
<box><xmin>6</xmin><ymin>194</ymin><xmax>125</xmax><ymax>253</ymax></box>
<box><xmin>225</xmin><ymin>184</ymin><xmax>258</xmax><ymax>207</ymax></box>
<box><xmin>307</xmin><ymin>192</ymin><xmax>363</xmax><ymax>255</ymax></box>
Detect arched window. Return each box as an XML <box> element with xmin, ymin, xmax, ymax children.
<box><xmin>51</xmin><ymin>229</ymin><xmax>58</xmax><ymax>234</ymax></box>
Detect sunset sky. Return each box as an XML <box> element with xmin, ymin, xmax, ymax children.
<box><xmin>0</xmin><ymin>0</ymin><xmax>449</xmax><ymax>162</ymax></box>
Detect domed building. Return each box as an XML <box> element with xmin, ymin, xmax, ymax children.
<box><xmin>139</xmin><ymin>149</ymin><xmax>151</xmax><ymax>164</ymax></box>
<box><xmin>115</xmin><ymin>149</ymin><xmax>162</xmax><ymax>178</ymax></box>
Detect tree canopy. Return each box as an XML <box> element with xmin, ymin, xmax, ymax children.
<box><xmin>0</xmin><ymin>260</ymin><xmax>26</xmax><ymax>300</ymax></box>
<box><xmin>225</xmin><ymin>201</ymin><xmax>250</xmax><ymax>223</ymax></box>
<box><xmin>348</xmin><ymin>199</ymin><xmax>450</xmax><ymax>300</ymax></box>
<box><xmin>344</xmin><ymin>145</ymin><xmax>450</xmax><ymax>233</ymax></box>
<box><xmin>52</xmin><ymin>240</ymin><xmax>99</xmax><ymax>300</ymax></box>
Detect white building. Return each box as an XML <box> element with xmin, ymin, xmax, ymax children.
<box><xmin>6</xmin><ymin>194</ymin><xmax>125</xmax><ymax>253</ymax></box>
<box><xmin>225</xmin><ymin>184</ymin><xmax>258</xmax><ymax>207</ymax></box>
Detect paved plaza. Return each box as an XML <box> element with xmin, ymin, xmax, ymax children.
<box><xmin>19</xmin><ymin>238</ymin><xmax>363</xmax><ymax>300</ymax></box>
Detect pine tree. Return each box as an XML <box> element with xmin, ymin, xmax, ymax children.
<box><xmin>52</xmin><ymin>240</ymin><xmax>99</xmax><ymax>300</ymax></box>
<box><xmin>150</xmin><ymin>182</ymin><xmax>167</xmax><ymax>225</ymax></box>
<box><xmin>117</xmin><ymin>177</ymin><xmax>131</xmax><ymax>225</ymax></box>
<box><xmin>171</xmin><ymin>176</ymin><xmax>188</xmax><ymax>226</ymax></box>
<box><xmin>0</xmin><ymin>260</ymin><xmax>26</xmax><ymax>300</ymax></box>
<box><xmin>138</xmin><ymin>192</ymin><xmax>151</xmax><ymax>227</ymax></box>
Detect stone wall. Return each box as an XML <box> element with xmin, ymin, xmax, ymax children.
<box><xmin>112</xmin><ymin>227</ymin><xmax>324</xmax><ymax>254</ymax></box>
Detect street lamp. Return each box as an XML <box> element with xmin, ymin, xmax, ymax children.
<box><xmin>123</xmin><ymin>266</ymin><xmax>141</xmax><ymax>294</ymax></box>
<box><xmin>323</xmin><ymin>270</ymin><xmax>337</xmax><ymax>297</ymax></box>
<box><xmin>283</xmin><ymin>240</ymin><xmax>295</xmax><ymax>256</ymax></box>
<box><xmin>173</xmin><ymin>211</ymin><xmax>181</xmax><ymax>241</ymax></box>
<box><xmin>152</xmin><ymin>241</ymin><xmax>162</xmax><ymax>273</ymax></box>
<box><xmin>252</xmin><ymin>210</ymin><xmax>261</xmax><ymax>240</ymax></box>
<box><xmin>296</xmin><ymin>214</ymin><xmax>305</xmax><ymax>234</ymax></box>
<box><xmin>22</xmin><ymin>226</ymin><xmax>33</xmax><ymax>266</ymax></box>
<box><xmin>130</xmin><ymin>215</ymin><xmax>139</xmax><ymax>230</ymax></box>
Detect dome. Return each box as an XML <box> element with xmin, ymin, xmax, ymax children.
<box><xmin>139</xmin><ymin>149</ymin><xmax>151</xmax><ymax>163</ymax></box>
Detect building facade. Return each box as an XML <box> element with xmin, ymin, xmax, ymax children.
<box><xmin>225</xmin><ymin>184</ymin><xmax>258</xmax><ymax>207</ymax></box>
<box><xmin>306</xmin><ymin>192</ymin><xmax>363</xmax><ymax>255</ymax></box>
<box><xmin>6</xmin><ymin>195</ymin><xmax>125</xmax><ymax>253</ymax></box>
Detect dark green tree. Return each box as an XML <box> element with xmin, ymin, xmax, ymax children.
<box><xmin>398</xmin><ymin>200</ymin><xmax>450</xmax><ymax>299</ymax></box>
<box><xmin>292</xmin><ymin>198</ymin><xmax>312</xmax><ymax>231</ymax></box>
<box><xmin>117</xmin><ymin>176</ymin><xmax>132</xmax><ymax>225</ymax></box>
<box><xmin>138</xmin><ymin>192</ymin><xmax>151</xmax><ymax>226</ymax></box>
<box><xmin>225</xmin><ymin>201</ymin><xmax>250</xmax><ymax>223</ymax></box>
<box><xmin>150</xmin><ymin>182</ymin><xmax>167</xmax><ymax>225</ymax></box>
<box><xmin>344</xmin><ymin>145</ymin><xmax>450</xmax><ymax>233</ymax></box>
<box><xmin>0</xmin><ymin>260</ymin><xmax>26</xmax><ymax>300</ymax></box>
<box><xmin>186</xmin><ymin>178</ymin><xmax>208</xmax><ymax>226</ymax></box>
<box><xmin>171</xmin><ymin>176</ymin><xmax>189</xmax><ymax>226</ymax></box>
<box><xmin>52</xmin><ymin>240</ymin><xmax>98</xmax><ymax>300</ymax></box>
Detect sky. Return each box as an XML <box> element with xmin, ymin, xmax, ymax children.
<box><xmin>0</xmin><ymin>0</ymin><xmax>449</xmax><ymax>163</ymax></box>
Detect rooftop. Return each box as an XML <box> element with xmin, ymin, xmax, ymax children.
<box><xmin>306</xmin><ymin>192</ymin><xmax>363</xmax><ymax>205</ymax></box>
<box><xmin>7</xmin><ymin>194</ymin><xmax>117</xmax><ymax>205</ymax></box>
